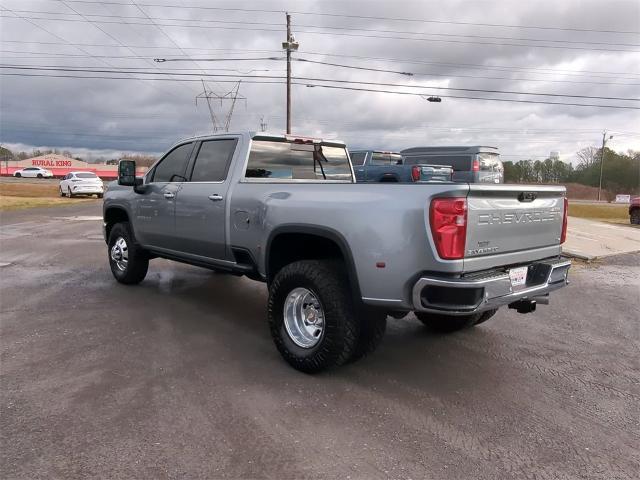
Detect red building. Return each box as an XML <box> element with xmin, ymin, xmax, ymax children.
<box><xmin>1</xmin><ymin>154</ymin><xmax>148</xmax><ymax>179</ymax></box>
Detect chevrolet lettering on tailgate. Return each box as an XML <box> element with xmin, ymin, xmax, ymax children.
<box><xmin>478</xmin><ymin>208</ymin><xmax>561</xmax><ymax>225</ymax></box>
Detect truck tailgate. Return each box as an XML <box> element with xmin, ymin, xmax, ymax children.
<box><xmin>465</xmin><ymin>184</ymin><xmax>566</xmax><ymax>266</ymax></box>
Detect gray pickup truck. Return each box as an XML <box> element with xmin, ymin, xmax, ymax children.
<box><xmin>350</xmin><ymin>150</ymin><xmax>453</xmax><ymax>183</ymax></box>
<box><xmin>104</xmin><ymin>131</ymin><xmax>570</xmax><ymax>373</ymax></box>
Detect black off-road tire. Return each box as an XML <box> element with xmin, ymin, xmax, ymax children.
<box><xmin>268</xmin><ymin>260</ymin><xmax>360</xmax><ymax>373</ymax></box>
<box><xmin>631</xmin><ymin>209</ymin><xmax>640</xmax><ymax>225</ymax></box>
<box><xmin>107</xmin><ymin>222</ymin><xmax>149</xmax><ymax>285</ymax></box>
<box><xmin>348</xmin><ymin>308</ymin><xmax>387</xmax><ymax>363</ymax></box>
<box><xmin>416</xmin><ymin>311</ymin><xmax>484</xmax><ymax>333</ymax></box>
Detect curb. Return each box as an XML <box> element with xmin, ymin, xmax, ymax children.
<box><xmin>562</xmin><ymin>249</ymin><xmax>640</xmax><ymax>262</ymax></box>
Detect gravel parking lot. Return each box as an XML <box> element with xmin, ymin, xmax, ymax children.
<box><xmin>1</xmin><ymin>203</ymin><xmax>638</xmax><ymax>479</ymax></box>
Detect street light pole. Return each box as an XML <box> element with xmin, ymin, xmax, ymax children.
<box><xmin>597</xmin><ymin>131</ymin><xmax>613</xmax><ymax>202</ymax></box>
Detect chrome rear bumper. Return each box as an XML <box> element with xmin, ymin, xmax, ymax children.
<box><xmin>412</xmin><ymin>257</ymin><xmax>571</xmax><ymax>315</ymax></box>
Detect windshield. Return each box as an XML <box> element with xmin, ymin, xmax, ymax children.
<box><xmin>75</xmin><ymin>173</ymin><xmax>98</xmax><ymax>179</ymax></box>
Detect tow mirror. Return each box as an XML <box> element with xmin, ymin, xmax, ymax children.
<box><xmin>118</xmin><ymin>160</ymin><xmax>137</xmax><ymax>186</ymax></box>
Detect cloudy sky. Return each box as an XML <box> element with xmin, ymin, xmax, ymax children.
<box><xmin>0</xmin><ymin>0</ymin><xmax>639</xmax><ymax>162</ymax></box>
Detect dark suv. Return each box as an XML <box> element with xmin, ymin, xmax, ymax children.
<box><xmin>401</xmin><ymin>146</ymin><xmax>504</xmax><ymax>183</ymax></box>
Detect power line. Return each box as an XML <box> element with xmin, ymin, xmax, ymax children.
<box><xmin>2</xmin><ymin>69</ymin><xmax>638</xmax><ymax>109</ymax></box>
<box><xmin>58</xmin><ymin>0</ymin><xmax>200</xmax><ymax>95</ymax></box>
<box><xmin>128</xmin><ymin>0</ymin><xmax>219</xmax><ymax>92</ymax></box>
<box><xmin>40</xmin><ymin>0</ymin><xmax>640</xmax><ymax>35</ymax></box>
<box><xmin>4</xmin><ymin>49</ymin><xmax>638</xmax><ymax>86</ymax></box>
<box><xmin>158</xmin><ymin>56</ymin><xmax>415</xmax><ymax>76</ymax></box>
<box><xmin>0</xmin><ymin>71</ymin><xmax>285</xmax><ymax>84</ymax></box>
<box><xmin>7</xmin><ymin>8</ymin><xmax>640</xmax><ymax>48</ymax></box>
<box><xmin>300</xmin><ymin>82</ymin><xmax>640</xmax><ymax>110</ymax></box>
<box><xmin>0</xmin><ymin>4</ymin><xmax>188</xmax><ymax>100</ymax></box>
<box><xmin>154</xmin><ymin>55</ymin><xmax>640</xmax><ymax>86</ymax></box>
<box><xmin>4</xmin><ymin>40</ymin><xmax>637</xmax><ymax>78</ymax></box>
<box><xmin>3</xmin><ymin>65</ymin><xmax>637</xmax><ymax>102</ymax></box>
<box><xmin>1</xmin><ymin>13</ymin><xmax>636</xmax><ymax>52</ymax></box>
<box><xmin>297</xmin><ymin>51</ymin><xmax>640</xmax><ymax>78</ymax></box>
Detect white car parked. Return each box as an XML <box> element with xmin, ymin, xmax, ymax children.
<box><xmin>13</xmin><ymin>167</ymin><xmax>53</xmax><ymax>178</ymax></box>
<box><xmin>59</xmin><ymin>171</ymin><xmax>104</xmax><ymax>198</ymax></box>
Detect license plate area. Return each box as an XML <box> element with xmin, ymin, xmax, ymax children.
<box><xmin>509</xmin><ymin>266</ymin><xmax>529</xmax><ymax>289</ymax></box>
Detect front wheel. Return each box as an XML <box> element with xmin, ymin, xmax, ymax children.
<box><xmin>67</xmin><ymin>187</ymin><xmax>74</xmax><ymax>198</ymax></box>
<box><xmin>415</xmin><ymin>308</ymin><xmax>498</xmax><ymax>333</ymax></box>
<box><xmin>631</xmin><ymin>209</ymin><xmax>640</xmax><ymax>225</ymax></box>
<box><xmin>14</xmin><ymin>173</ymin><xmax>21</xmax><ymax>178</ymax></box>
<box><xmin>59</xmin><ymin>187</ymin><xmax>65</xmax><ymax>197</ymax></box>
<box><xmin>108</xmin><ymin>222</ymin><xmax>149</xmax><ymax>285</ymax></box>
<box><xmin>268</xmin><ymin>260</ymin><xmax>359</xmax><ymax>373</ymax></box>
<box><xmin>37</xmin><ymin>174</ymin><xmax>43</xmax><ymax>178</ymax></box>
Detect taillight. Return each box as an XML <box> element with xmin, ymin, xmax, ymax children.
<box><xmin>430</xmin><ymin>197</ymin><xmax>467</xmax><ymax>260</ymax></box>
<box><xmin>560</xmin><ymin>197</ymin><xmax>568</xmax><ymax>244</ymax></box>
<box><xmin>472</xmin><ymin>159</ymin><xmax>480</xmax><ymax>172</ymax></box>
<box><xmin>411</xmin><ymin>165</ymin><xmax>421</xmax><ymax>182</ymax></box>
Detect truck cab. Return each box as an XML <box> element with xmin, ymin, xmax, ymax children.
<box><xmin>350</xmin><ymin>150</ymin><xmax>452</xmax><ymax>183</ymax></box>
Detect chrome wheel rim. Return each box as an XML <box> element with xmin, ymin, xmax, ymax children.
<box><xmin>283</xmin><ymin>287</ymin><xmax>325</xmax><ymax>348</ymax></box>
<box><xmin>110</xmin><ymin>237</ymin><xmax>128</xmax><ymax>272</ymax></box>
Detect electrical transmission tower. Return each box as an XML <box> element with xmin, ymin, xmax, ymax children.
<box><xmin>196</xmin><ymin>80</ymin><xmax>246</xmax><ymax>133</ymax></box>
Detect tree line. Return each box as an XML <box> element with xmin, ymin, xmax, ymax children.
<box><xmin>503</xmin><ymin>147</ymin><xmax>639</xmax><ymax>195</ymax></box>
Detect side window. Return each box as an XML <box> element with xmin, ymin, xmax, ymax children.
<box><xmin>370</xmin><ymin>153</ymin><xmax>393</xmax><ymax>166</ymax></box>
<box><xmin>350</xmin><ymin>152</ymin><xmax>367</xmax><ymax>166</ymax></box>
<box><xmin>189</xmin><ymin>139</ymin><xmax>237</xmax><ymax>182</ymax></box>
<box><xmin>151</xmin><ymin>143</ymin><xmax>193</xmax><ymax>183</ymax></box>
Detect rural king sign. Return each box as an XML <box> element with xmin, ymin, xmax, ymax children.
<box><xmin>2</xmin><ymin>153</ymin><xmax>147</xmax><ymax>179</ymax></box>
<box><xmin>32</xmin><ymin>158</ymin><xmax>73</xmax><ymax>167</ymax></box>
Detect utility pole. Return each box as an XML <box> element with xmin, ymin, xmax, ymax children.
<box><xmin>259</xmin><ymin>115</ymin><xmax>268</xmax><ymax>132</ymax></box>
<box><xmin>597</xmin><ymin>131</ymin><xmax>613</xmax><ymax>202</ymax></box>
<box><xmin>282</xmin><ymin>13</ymin><xmax>298</xmax><ymax>134</ymax></box>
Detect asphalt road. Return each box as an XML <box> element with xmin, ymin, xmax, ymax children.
<box><xmin>1</xmin><ymin>203</ymin><xmax>638</xmax><ymax>479</ymax></box>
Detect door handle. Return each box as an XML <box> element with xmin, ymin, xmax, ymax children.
<box><xmin>163</xmin><ymin>191</ymin><xmax>175</xmax><ymax>199</ymax></box>
<box><xmin>208</xmin><ymin>194</ymin><xmax>223</xmax><ymax>202</ymax></box>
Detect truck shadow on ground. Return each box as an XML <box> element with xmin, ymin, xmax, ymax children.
<box><xmin>119</xmin><ymin>261</ymin><xmax>504</xmax><ymax>393</ymax></box>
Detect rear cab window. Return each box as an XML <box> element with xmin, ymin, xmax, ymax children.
<box><xmin>370</xmin><ymin>152</ymin><xmax>402</xmax><ymax>166</ymax></box>
<box><xmin>188</xmin><ymin>139</ymin><xmax>238</xmax><ymax>182</ymax></box>
<box><xmin>245</xmin><ymin>138</ymin><xmax>353</xmax><ymax>182</ymax></box>
<box><xmin>404</xmin><ymin>155</ymin><xmax>472</xmax><ymax>171</ymax></box>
